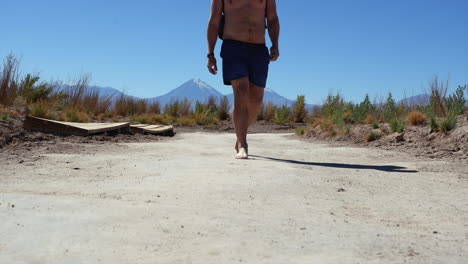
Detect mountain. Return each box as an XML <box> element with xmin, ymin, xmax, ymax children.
<box><xmin>61</xmin><ymin>78</ymin><xmax>311</xmax><ymax>110</ymax></box>
<box><xmin>147</xmin><ymin>78</ymin><xmax>224</xmax><ymax>106</ymax></box>
<box><xmin>397</xmin><ymin>94</ymin><xmax>430</xmax><ymax>106</ymax></box>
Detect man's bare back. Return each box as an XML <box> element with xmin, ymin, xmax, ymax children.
<box><xmin>223</xmin><ymin>0</ymin><xmax>268</xmax><ymax>44</ymax></box>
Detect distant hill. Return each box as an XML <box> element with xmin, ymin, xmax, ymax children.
<box><xmin>397</xmin><ymin>94</ymin><xmax>430</xmax><ymax>106</ymax></box>
<box><xmin>146</xmin><ymin>78</ymin><xmax>224</xmax><ymax>106</ymax></box>
<box><xmin>60</xmin><ymin>78</ymin><xmax>317</xmax><ymax>110</ymax></box>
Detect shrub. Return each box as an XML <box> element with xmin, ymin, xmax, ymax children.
<box><xmin>428</xmin><ymin>75</ymin><xmax>448</xmax><ymax>117</ymax></box>
<box><xmin>429</xmin><ymin>115</ymin><xmax>439</xmax><ymax>132</ymax></box>
<box><xmin>135</xmin><ymin>99</ymin><xmax>148</xmax><ymax>115</ymax></box>
<box><xmin>0</xmin><ymin>53</ymin><xmax>20</xmax><ymax>106</ymax></box>
<box><xmin>64</xmin><ymin>74</ymin><xmax>91</xmax><ymax>109</ymax></box>
<box><xmin>350</xmin><ymin>94</ymin><xmax>375</xmax><ymax>123</ymax></box>
<box><xmin>440</xmin><ymin>114</ymin><xmax>457</xmax><ymax>133</ymax></box>
<box><xmin>273</xmin><ymin>105</ymin><xmax>291</xmax><ymax>124</ymax></box>
<box><xmin>383</xmin><ymin>92</ymin><xmax>397</xmax><ymax>122</ymax></box>
<box><xmin>29</xmin><ymin>101</ymin><xmax>50</xmax><ymax>118</ymax></box>
<box><xmin>194</xmin><ymin>100</ymin><xmax>217</xmax><ymax>125</ymax></box>
<box><xmin>64</xmin><ymin>108</ymin><xmax>89</xmax><ymax>123</ymax></box>
<box><xmin>114</xmin><ymin>94</ymin><xmax>137</xmax><ymax>116</ymax></box>
<box><xmin>372</xmin><ymin>122</ymin><xmax>379</xmax><ymax>129</ymax></box>
<box><xmin>295</xmin><ymin>127</ymin><xmax>306</xmax><ymax>136</ymax></box>
<box><xmin>164</xmin><ymin>100</ymin><xmax>181</xmax><ymax>117</ymax></box>
<box><xmin>406</xmin><ymin>111</ymin><xmax>427</xmax><ymax>126</ymax></box>
<box><xmin>148</xmin><ymin>101</ymin><xmax>161</xmax><ymax>114</ymax></box>
<box><xmin>18</xmin><ymin>74</ymin><xmax>54</xmax><ymax>104</ymax></box>
<box><xmin>0</xmin><ymin>113</ymin><xmax>10</xmax><ymax>121</ymax></box>
<box><xmin>207</xmin><ymin>95</ymin><xmax>218</xmax><ymax>113</ymax></box>
<box><xmin>390</xmin><ymin>117</ymin><xmax>405</xmax><ymax>133</ymax></box>
<box><xmin>132</xmin><ymin>114</ymin><xmax>151</xmax><ymax>124</ymax></box>
<box><xmin>263</xmin><ymin>102</ymin><xmax>276</xmax><ymax>121</ymax></box>
<box><xmin>365</xmin><ymin>114</ymin><xmax>376</xmax><ymax>124</ymax></box>
<box><xmin>179</xmin><ymin>98</ymin><xmax>192</xmax><ymax>117</ymax></box>
<box><xmin>446</xmin><ymin>85</ymin><xmax>466</xmax><ymax>116</ymax></box>
<box><xmin>218</xmin><ymin>96</ymin><xmax>230</xmax><ymax>121</ymax></box>
<box><xmin>176</xmin><ymin>116</ymin><xmax>196</xmax><ymax>126</ymax></box>
<box><xmin>365</xmin><ymin>131</ymin><xmax>381</xmax><ymax>142</ymax></box>
<box><xmin>292</xmin><ymin>95</ymin><xmax>307</xmax><ymax>123</ymax></box>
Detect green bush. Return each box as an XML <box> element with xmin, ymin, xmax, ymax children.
<box><xmin>429</xmin><ymin>115</ymin><xmax>439</xmax><ymax>132</ymax></box>
<box><xmin>440</xmin><ymin>114</ymin><xmax>457</xmax><ymax>133</ymax></box>
<box><xmin>390</xmin><ymin>117</ymin><xmax>405</xmax><ymax>133</ymax></box>
<box><xmin>0</xmin><ymin>113</ymin><xmax>10</xmax><ymax>121</ymax></box>
<box><xmin>194</xmin><ymin>100</ymin><xmax>217</xmax><ymax>125</ymax></box>
<box><xmin>263</xmin><ymin>102</ymin><xmax>276</xmax><ymax>121</ymax></box>
<box><xmin>365</xmin><ymin>131</ymin><xmax>381</xmax><ymax>142</ymax></box>
<box><xmin>383</xmin><ymin>92</ymin><xmax>397</xmax><ymax>122</ymax></box>
<box><xmin>349</xmin><ymin>94</ymin><xmax>375</xmax><ymax>123</ymax></box>
<box><xmin>292</xmin><ymin>95</ymin><xmax>307</xmax><ymax>123</ymax></box>
<box><xmin>295</xmin><ymin>127</ymin><xmax>305</xmax><ymax>136</ymax></box>
<box><xmin>273</xmin><ymin>105</ymin><xmax>291</xmax><ymax>124</ymax></box>
<box><xmin>372</xmin><ymin>122</ymin><xmax>379</xmax><ymax>129</ymax></box>
<box><xmin>446</xmin><ymin>85</ymin><xmax>466</xmax><ymax>116</ymax></box>
<box><xmin>163</xmin><ymin>100</ymin><xmax>180</xmax><ymax>117</ymax></box>
<box><xmin>29</xmin><ymin>101</ymin><xmax>49</xmax><ymax>118</ymax></box>
<box><xmin>65</xmin><ymin>109</ymin><xmax>80</xmax><ymax>122</ymax></box>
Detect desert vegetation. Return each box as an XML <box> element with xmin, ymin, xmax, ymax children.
<box><xmin>1</xmin><ymin>53</ymin><xmax>466</xmax><ymax>139</ymax></box>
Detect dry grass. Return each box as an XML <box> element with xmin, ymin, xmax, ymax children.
<box><xmin>365</xmin><ymin>131</ymin><xmax>381</xmax><ymax>142</ymax></box>
<box><xmin>292</xmin><ymin>95</ymin><xmax>307</xmax><ymax>123</ymax></box>
<box><xmin>364</xmin><ymin>114</ymin><xmax>376</xmax><ymax>124</ymax></box>
<box><xmin>406</xmin><ymin>111</ymin><xmax>427</xmax><ymax>126</ymax></box>
<box><xmin>148</xmin><ymin>101</ymin><xmax>161</xmax><ymax>114</ymax></box>
<box><xmin>263</xmin><ymin>102</ymin><xmax>276</xmax><ymax>121</ymax></box>
<box><xmin>0</xmin><ymin>54</ymin><xmax>20</xmax><ymax>106</ymax></box>
<box><xmin>114</xmin><ymin>94</ymin><xmax>136</xmax><ymax>116</ymax></box>
<box><xmin>218</xmin><ymin>96</ymin><xmax>230</xmax><ymax>121</ymax></box>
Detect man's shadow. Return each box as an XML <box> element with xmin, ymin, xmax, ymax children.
<box><xmin>249</xmin><ymin>155</ymin><xmax>418</xmax><ymax>173</ymax></box>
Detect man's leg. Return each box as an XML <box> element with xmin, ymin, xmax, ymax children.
<box><xmin>231</xmin><ymin>77</ymin><xmax>250</xmax><ymax>159</ymax></box>
<box><xmin>247</xmin><ymin>82</ymin><xmax>265</xmax><ymax>125</ymax></box>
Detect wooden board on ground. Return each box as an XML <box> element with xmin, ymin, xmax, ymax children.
<box><xmin>24</xmin><ymin>115</ymin><xmax>130</xmax><ymax>136</ymax></box>
<box><xmin>130</xmin><ymin>124</ymin><xmax>174</xmax><ymax>136</ymax></box>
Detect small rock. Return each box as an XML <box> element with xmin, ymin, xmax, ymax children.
<box><xmin>73</xmin><ymin>167</ymin><xmax>80</xmax><ymax>170</ymax></box>
<box><xmin>433</xmin><ymin>231</ymin><xmax>438</xmax><ymax>234</ymax></box>
<box><xmin>337</xmin><ymin>188</ymin><xmax>346</xmax><ymax>192</ymax></box>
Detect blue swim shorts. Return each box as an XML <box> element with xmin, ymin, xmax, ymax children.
<box><xmin>220</xmin><ymin>39</ymin><xmax>270</xmax><ymax>88</ymax></box>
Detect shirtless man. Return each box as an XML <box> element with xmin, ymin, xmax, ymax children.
<box><xmin>206</xmin><ymin>0</ymin><xmax>280</xmax><ymax>159</ymax></box>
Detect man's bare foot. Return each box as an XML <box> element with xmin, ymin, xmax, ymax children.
<box><xmin>235</xmin><ymin>148</ymin><xmax>248</xmax><ymax>159</ymax></box>
<box><xmin>235</xmin><ymin>140</ymin><xmax>239</xmax><ymax>153</ymax></box>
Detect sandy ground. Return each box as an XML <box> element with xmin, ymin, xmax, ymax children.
<box><xmin>0</xmin><ymin>132</ymin><xmax>467</xmax><ymax>264</ymax></box>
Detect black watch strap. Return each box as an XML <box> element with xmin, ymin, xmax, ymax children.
<box><xmin>207</xmin><ymin>53</ymin><xmax>215</xmax><ymax>58</ymax></box>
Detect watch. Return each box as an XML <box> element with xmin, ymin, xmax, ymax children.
<box><xmin>207</xmin><ymin>53</ymin><xmax>215</xmax><ymax>58</ymax></box>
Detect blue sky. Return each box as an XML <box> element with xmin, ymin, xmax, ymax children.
<box><xmin>1</xmin><ymin>0</ymin><xmax>467</xmax><ymax>104</ymax></box>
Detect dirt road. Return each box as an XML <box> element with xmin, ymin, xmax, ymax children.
<box><xmin>1</xmin><ymin>132</ymin><xmax>467</xmax><ymax>263</ymax></box>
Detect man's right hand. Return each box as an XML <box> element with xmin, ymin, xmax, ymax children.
<box><xmin>207</xmin><ymin>56</ymin><xmax>218</xmax><ymax>75</ymax></box>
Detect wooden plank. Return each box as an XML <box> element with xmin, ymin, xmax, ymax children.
<box><xmin>24</xmin><ymin>116</ymin><xmax>130</xmax><ymax>136</ymax></box>
<box><xmin>130</xmin><ymin>124</ymin><xmax>174</xmax><ymax>136</ymax></box>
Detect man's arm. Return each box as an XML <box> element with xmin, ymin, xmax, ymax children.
<box><xmin>266</xmin><ymin>0</ymin><xmax>280</xmax><ymax>61</ymax></box>
<box><xmin>207</xmin><ymin>0</ymin><xmax>223</xmax><ymax>74</ymax></box>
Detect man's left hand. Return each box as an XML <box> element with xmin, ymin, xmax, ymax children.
<box><xmin>270</xmin><ymin>46</ymin><xmax>280</xmax><ymax>61</ymax></box>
